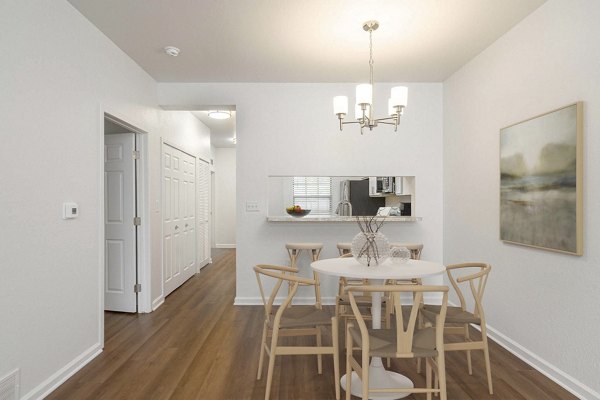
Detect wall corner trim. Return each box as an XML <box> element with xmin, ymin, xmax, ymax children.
<box><xmin>22</xmin><ymin>343</ymin><xmax>102</xmax><ymax>400</ymax></box>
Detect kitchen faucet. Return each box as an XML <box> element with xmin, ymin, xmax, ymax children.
<box><xmin>335</xmin><ymin>200</ymin><xmax>352</xmax><ymax>216</ymax></box>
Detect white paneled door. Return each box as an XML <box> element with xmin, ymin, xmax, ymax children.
<box><xmin>163</xmin><ymin>143</ymin><xmax>197</xmax><ymax>297</ymax></box>
<box><xmin>104</xmin><ymin>133</ymin><xmax>137</xmax><ymax>312</ymax></box>
<box><xmin>197</xmin><ymin>159</ymin><xmax>210</xmax><ymax>265</ymax></box>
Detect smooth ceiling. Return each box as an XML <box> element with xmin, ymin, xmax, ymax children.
<box><xmin>68</xmin><ymin>0</ymin><xmax>546</xmax><ymax>82</ymax></box>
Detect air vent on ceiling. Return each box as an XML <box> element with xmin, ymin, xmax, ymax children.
<box><xmin>0</xmin><ymin>369</ymin><xmax>19</xmax><ymax>400</ymax></box>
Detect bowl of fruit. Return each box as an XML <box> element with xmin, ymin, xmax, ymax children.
<box><xmin>286</xmin><ymin>205</ymin><xmax>311</xmax><ymax>218</ymax></box>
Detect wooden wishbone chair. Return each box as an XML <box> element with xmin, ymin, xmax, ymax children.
<box><xmin>421</xmin><ymin>263</ymin><xmax>493</xmax><ymax>395</ymax></box>
<box><xmin>345</xmin><ymin>284</ymin><xmax>449</xmax><ymax>400</ymax></box>
<box><xmin>254</xmin><ymin>264</ymin><xmax>340</xmax><ymax>400</ymax></box>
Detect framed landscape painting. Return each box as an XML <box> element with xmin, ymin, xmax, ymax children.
<box><xmin>500</xmin><ymin>102</ymin><xmax>583</xmax><ymax>255</ymax></box>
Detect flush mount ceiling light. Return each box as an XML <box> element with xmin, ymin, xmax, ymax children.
<box><xmin>333</xmin><ymin>21</ymin><xmax>408</xmax><ymax>134</ymax></box>
<box><xmin>208</xmin><ymin>110</ymin><xmax>231</xmax><ymax>120</ymax></box>
<box><xmin>164</xmin><ymin>46</ymin><xmax>180</xmax><ymax>57</ymax></box>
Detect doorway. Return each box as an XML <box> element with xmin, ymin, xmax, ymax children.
<box><xmin>103</xmin><ymin>115</ymin><xmax>147</xmax><ymax>313</ymax></box>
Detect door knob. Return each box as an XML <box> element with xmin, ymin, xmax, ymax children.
<box><xmin>175</xmin><ymin>225</ymin><xmax>179</xmax><ymax>230</ymax></box>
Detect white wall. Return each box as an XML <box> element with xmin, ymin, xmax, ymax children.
<box><xmin>0</xmin><ymin>1</ymin><xmax>210</xmax><ymax>398</ymax></box>
<box><xmin>443</xmin><ymin>0</ymin><xmax>600</xmax><ymax>398</ymax></box>
<box><xmin>158</xmin><ymin>82</ymin><xmax>444</xmax><ymax>303</ymax></box>
<box><xmin>214</xmin><ymin>148</ymin><xmax>237</xmax><ymax>247</ymax></box>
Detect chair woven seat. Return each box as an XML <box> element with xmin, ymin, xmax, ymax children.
<box><xmin>421</xmin><ymin>305</ymin><xmax>481</xmax><ymax>324</ymax></box>
<box><xmin>268</xmin><ymin>306</ymin><xmax>332</xmax><ymax>329</ymax></box>
<box><xmin>336</xmin><ymin>294</ymin><xmax>372</xmax><ymax>307</ymax></box>
<box><xmin>348</xmin><ymin>327</ymin><xmax>438</xmax><ymax>358</ymax></box>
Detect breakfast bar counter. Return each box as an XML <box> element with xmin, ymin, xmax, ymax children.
<box><xmin>266</xmin><ymin>216</ymin><xmax>422</xmax><ymax>222</ymax></box>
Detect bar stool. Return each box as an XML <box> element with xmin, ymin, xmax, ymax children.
<box><xmin>336</xmin><ymin>242</ymin><xmax>352</xmax><ymax>256</ymax></box>
<box><xmin>285</xmin><ymin>242</ymin><xmax>324</xmax><ymax>309</ymax></box>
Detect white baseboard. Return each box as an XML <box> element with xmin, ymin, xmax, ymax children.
<box><xmin>22</xmin><ymin>343</ymin><xmax>102</xmax><ymax>400</ymax></box>
<box><xmin>478</xmin><ymin>323</ymin><xmax>599</xmax><ymax>400</ymax></box>
<box><xmin>152</xmin><ymin>296</ymin><xmax>164</xmax><ymax>311</ymax></box>
<box><xmin>215</xmin><ymin>244</ymin><xmax>236</xmax><ymax>249</ymax></box>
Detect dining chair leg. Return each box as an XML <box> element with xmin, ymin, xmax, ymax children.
<box><xmin>361</xmin><ymin>349</ymin><xmax>369</xmax><ymax>400</ymax></box>
<box><xmin>417</xmin><ymin>357</ymin><xmax>422</xmax><ymax>374</ymax></box>
<box><xmin>482</xmin><ymin>325</ymin><xmax>494</xmax><ymax>395</ymax></box>
<box><xmin>438</xmin><ymin>352</ymin><xmax>448</xmax><ymax>400</ymax></box>
<box><xmin>464</xmin><ymin>323</ymin><xmax>473</xmax><ymax>375</ymax></box>
<box><xmin>426</xmin><ymin>357</ymin><xmax>432</xmax><ymax>400</ymax></box>
<box><xmin>312</xmin><ymin>249</ymin><xmax>322</xmax><ymax>309</ymax></box>
<box><xmin>316</xmin><ymin>326</ymin><xmax>323</xmax><ymax>374</ymax></box>
<box><xmin>264</xmin><ymin>328</ymin><xmax>280</xmax><ymax>400</ymax></box>
<box><xmin>386</xmin><ymin>298</ymin><xmax>391</xmax><ymax>368</ymax></box>
<box><xmin>257</xmin><ymin>321</ymin><xmax>268</xmax><ymax>380</ymax></box>
<box><xmin>345</xmin><ymin>327</ymin><xmax>353</xmax><ymax>400</ymax></box>
<box><xmin>332</xmin><ymin>317</ymin><xmax>340</xmax><ymax>400</ymax></box>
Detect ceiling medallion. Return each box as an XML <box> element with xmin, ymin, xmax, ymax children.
<box><xmin>333</xmin><ymin>21</ymin><xmax>408</xmax><ymax>134</ymax></box>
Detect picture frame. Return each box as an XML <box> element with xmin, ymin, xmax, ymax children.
<box><xmin>499</xmin><ymin>102</ymin><xmax>583</xmax><ymax>255</ymax></box>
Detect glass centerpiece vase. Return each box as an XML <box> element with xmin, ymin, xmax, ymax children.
<box><xmin>351</xmin><ymin>216</ymin><xmax>389</xmax><ymax>266</ymax></box>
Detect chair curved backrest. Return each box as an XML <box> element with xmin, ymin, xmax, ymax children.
<box><xmin>254</xmin><ymin>264</ymin><xmax>317</xmax><ymax>322</ymax></box>
<box><xmin>347</xmin><ymin>285</ymin><xmax>448</xmax><ymax>357</ymax></box>
<box><xmin>446</xmin><ymin>263</ymin><xmax>491</xmax><ymax>320</ymax></box>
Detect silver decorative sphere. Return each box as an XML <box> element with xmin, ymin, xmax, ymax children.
<box><xmin>351</xmin><ymin>232</ymin><xmax>390</xmax><ymax>266</ymax></box>
<box><xmin>390</xmin><ymin>246</ymin><xmax>411</xmax><ymax>264</ymax></box>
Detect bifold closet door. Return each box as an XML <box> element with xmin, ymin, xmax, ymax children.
<box><xmin>163</xmin><ymin>143</ymin><xmax>197</xmax><ymax>297</ymax></box>
<box><xmin>197</xmin><ymin>159</ymin><xmax>210</xmax><ymax>265</ymax></box>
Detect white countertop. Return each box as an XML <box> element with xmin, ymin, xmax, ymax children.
<box><xmin>267</xmin><ymin>216</ymin><xmax>422</xmax><ymax>222</ymax></box>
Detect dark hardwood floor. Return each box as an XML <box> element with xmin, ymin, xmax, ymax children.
<box><xmin>48</xmin><ymin>249</ymin><xmax>576</xmax><ymax>399</ymax></box>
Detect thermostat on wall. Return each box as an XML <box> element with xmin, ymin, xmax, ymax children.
<box><xmin>63</xmin><ymin>202</ymin><xmax>79</xmax><ymax>219</ymax></box>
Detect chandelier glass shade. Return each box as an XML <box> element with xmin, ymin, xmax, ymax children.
<box><xmin>333</xmin><ymin>21</ymin><xmax>408</xmax><ymax>134</ymax></box>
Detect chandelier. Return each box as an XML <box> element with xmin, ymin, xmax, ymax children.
<box><xmin>333</xmin><ymin>21</ymin><xmax>408</xmax><ymax>134</ymax></box>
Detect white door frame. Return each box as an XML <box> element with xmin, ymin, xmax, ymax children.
<box><xmin>98</xmin><ymin>110</ymin><xmax>151</xmax><ymax>345</ymax></box>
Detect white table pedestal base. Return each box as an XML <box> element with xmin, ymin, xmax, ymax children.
<box><xmin>340</xmin><ymin>360</ymin><xmax>413</xmax><ymax>399</ymax></box>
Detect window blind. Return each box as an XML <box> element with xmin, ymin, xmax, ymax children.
<box><xmin>292</xmin><ymin>177</ymin><xmax>332</xmax><ymax>215</ymax></box>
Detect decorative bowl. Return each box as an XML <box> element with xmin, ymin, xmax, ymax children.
<box><xmin>286</xmin><ymin>209</ymin><xmax>311</xmax><ymax>218</ymax></box>
<box><xmin>390</xmin><ymin>246</ymin><xmax>411</xmax><ymax>264</ymax></box>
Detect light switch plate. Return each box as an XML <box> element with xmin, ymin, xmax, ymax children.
<box><xmin>245</xmin><ymin>201</ymin><xmax>260</xmax><ymax>212</ymax></box>
<box><xmin>63</xmin><ymin>202</ymin><xmax>79</xmax><ymax>219</ymax></box>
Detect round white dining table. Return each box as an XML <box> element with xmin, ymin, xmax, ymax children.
<box><xmin>311</xmin><ymin>257</ymin><xmax>445</xmax><ymax>400</ymax></box>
